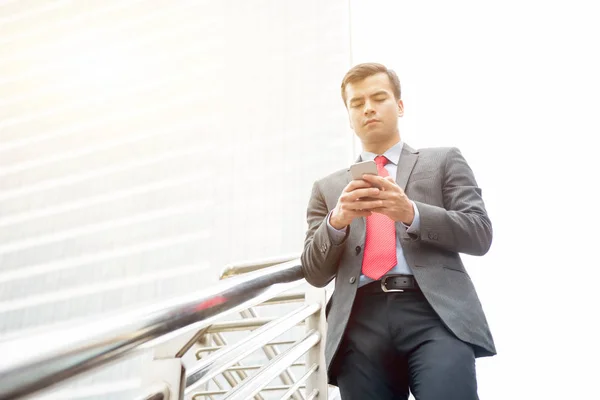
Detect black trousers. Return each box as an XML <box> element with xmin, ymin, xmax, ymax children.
<box><xmin>334</xmin><ymin>285</ymin><xmax>478</xmax><ymax>400</ymax></box>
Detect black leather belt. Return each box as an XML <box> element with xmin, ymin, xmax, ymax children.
<box><xmin>359</xmin><ymin>275</ymin><xmax>420</xmax><ymax>294</ymax></box>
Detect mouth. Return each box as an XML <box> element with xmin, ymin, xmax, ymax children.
<box><xmin>364</xmin><ymin>119</ymin><xmax>380</xmax><ymax>126</ymax></box>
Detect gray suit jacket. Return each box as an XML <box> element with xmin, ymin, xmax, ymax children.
<box><xmin>300</xmin><ymin>143</ymin><xmax>496</xmax><ymax>384</ymax></box>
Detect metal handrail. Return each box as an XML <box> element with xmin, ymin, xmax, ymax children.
<box><xmin>280</xmin><ymin>364</ymin><xmax>319</xmax><ymax>400</ymax></box>
<box><xmin>0</xmin><ymin>259</ymin><xmax>304</xmax><ymax>400</ymax></box>
<box><xmin>220</xmin><ymin>254</ymin><xmax>299</xmax><ymax>279</ymax></box>
<box><xmin>221</xmin><ymin>330</ymin><xmax>321</xmax><ymax>400</ymax></box>
<box><xmin>185</xmin><ymin>303</ymin><xmax>320</xmax><ymax>394</ymax></box>
<box><xmin>218</xmin><ymin>254</ymin><xmax>309</xmax><ymax>399</ymax></box>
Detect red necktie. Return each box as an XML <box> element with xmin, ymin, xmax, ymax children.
<box><xmin>361</xmin><ymin>155</ymin><xmax>397</xmax><ymax>280</ymax></box>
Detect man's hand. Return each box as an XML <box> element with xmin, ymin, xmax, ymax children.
<box><xmin>361</xmin><ymin>174</ymin><xmax>415</xmax><ymax>225</ymax></box>
<box><xmin>329</xmin><ymin>180</ymin><xmax>383</xmax><ymax>230</ymax></box>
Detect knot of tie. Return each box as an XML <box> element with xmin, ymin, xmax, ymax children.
<box><xmin>375</xmin><ymin>155</ymin><xmax>389</xmax><ymax>168</ymax></box>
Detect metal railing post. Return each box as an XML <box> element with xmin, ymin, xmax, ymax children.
<box><xmin>141</xmin><ymin>358</ymin><xmax>185</xmax><ymax>400</ymax></box>
<box><xmin>304</xmin><ymin>286</ymin><xmax>328</xmax><ymax>399</ymax></box>
<box><xmin>141</xmin><ymin>323</ymin><xmax>206</xmax><ymax>399</ymax></box>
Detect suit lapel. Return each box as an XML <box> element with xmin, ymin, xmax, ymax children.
<box><xmin>395</xmin><ymin>143</ymin><xmax>419</xmax><ymax>191</ymax></box>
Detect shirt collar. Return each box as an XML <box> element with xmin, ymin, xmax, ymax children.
<box><xmin>360</xmin><ymin>141</ymin><xmax>404</xmax><ymax>165</ymax></box>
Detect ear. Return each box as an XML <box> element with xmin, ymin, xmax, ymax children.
<box><xmin>397</xmin><ymin>99</ymin><xmax>404</xmax><ymax>118</ymax></box>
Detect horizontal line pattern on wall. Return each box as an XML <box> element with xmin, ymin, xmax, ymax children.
<box><xmin>0</xmin><ymin>0</ymin><xmax>352</xmax><ymax>398</ymax></box>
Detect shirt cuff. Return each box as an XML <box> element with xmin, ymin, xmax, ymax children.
<box><xmin>401</xmin><ymin>201</ymin><xmax>421</xmax><ymax>233</ymax></box>
<box><xmin>326</xmin><ymin>211</ymin><xmax>348</xmax><ymax>245</ymax></box>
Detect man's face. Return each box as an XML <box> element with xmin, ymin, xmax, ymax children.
<box><xmin>345</xmin><ymin>72</ymin><xmax>404</xmax><ymax>146</ymax></box>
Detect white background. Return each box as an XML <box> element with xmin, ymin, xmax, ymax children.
<box><xmin>350</xmin><ymin>1</ymin><xmax>600</xmax><ymax>398</ymax></box>
<box><xmin>1</xmin><ymin>1</ymin><xmax>598</xmax><ymax>398</ymax></box>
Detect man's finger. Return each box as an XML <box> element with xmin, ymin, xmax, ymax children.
<box><xmin>362</xmin><ymin>174</ymin><xmax>397</xmax><ymax>190</ymax></box>
<box><xmin>347</xmin><ymin>187</ymin><xmax>380</xmax><ymax>201</ymax></box>
<box><xmin>349</xmin><ymin>210</ymin><xmax>373</xmax><ymax>218</ymax></box>
<box><xmin>370</xmin><ymin>189</ymin><xmax>397</xmax><ymax>200</ymax></box>
<box><xmin>340</xmin><ymin>188</ymin><xmax>378</xmax><ymax>203</ymax></box>
<box><xmin>345</xmin><ymin>179</ymin><xmax>373</xmax><ymax>192</ymax></box>
<box><xmin>347</xmin><ymin>199</ymin><xmax>384</xmax><ymax>210</ymax></box>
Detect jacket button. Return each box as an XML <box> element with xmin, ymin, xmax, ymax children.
<box><xmin>355</xmin><ymin>246</ymin><xmax>361</xmax><ymax>255</ymax></box>
<box><xmin>349</xmin><ymin>276</ymin><xmax>356</xmax><ymax>284</ymax></box>
<box><xmin>428</xmin><ymin>232</ymin><xmax>439</xmax><ymax>241</ymax></box>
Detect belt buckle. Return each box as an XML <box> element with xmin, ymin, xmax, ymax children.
<box><xmin>380</xmin><ymin>277</ymin><xmax>404</xmax><ymax>293</ymax></box>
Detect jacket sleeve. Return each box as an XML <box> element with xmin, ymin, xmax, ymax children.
<box><xmin>300</xmin><ymin>181</ymin><xmax>347</xmax><ymax>287</ymax></box>
<box><xmin>411</xmin><ymin>147</ymin><xmax>493</xmax><ymax>256</ymax></box>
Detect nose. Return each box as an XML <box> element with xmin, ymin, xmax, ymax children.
<box><xmin>363</xmin><ymin>99</ymin><xmax>375</xmax><ymax>115</ymax></box>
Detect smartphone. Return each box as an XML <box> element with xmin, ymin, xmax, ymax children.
<box><xmin>349</xmin><ymin>160</ymin><xmax>378</xmax><ymax>180</ymax></box>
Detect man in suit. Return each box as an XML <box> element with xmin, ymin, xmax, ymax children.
<box><xmin>300</xmin><ymin>63</ymin><xmax>495</xmax><ymax>400</ymax></box>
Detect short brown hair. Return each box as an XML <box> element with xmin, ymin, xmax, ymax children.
<box><xmin>341</xmin><ymin>62</ymin><xmax>401</xmax><ymax>104</ymax></box>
